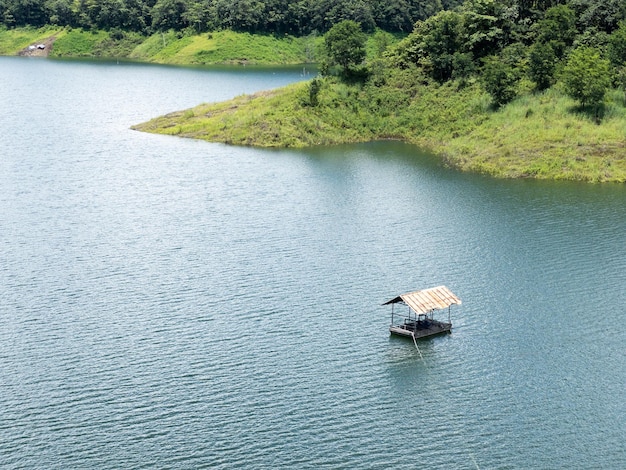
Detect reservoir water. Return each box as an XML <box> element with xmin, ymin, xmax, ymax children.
<box><xmin>1</xmin><ymin>57</ymin><xmax>625</xmax><ymax>469</ymax></box>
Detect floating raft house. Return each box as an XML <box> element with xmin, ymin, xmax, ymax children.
<box><xmin>383</xmin><ymin>286</ymin><xmax>461</xmax><ymax>340</ymax></box>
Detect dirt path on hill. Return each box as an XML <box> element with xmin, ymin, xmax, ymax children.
<box><xmin>18</xmin><ymin>35</ymin><xmax>56</xmax><ymax>57</ymax></box>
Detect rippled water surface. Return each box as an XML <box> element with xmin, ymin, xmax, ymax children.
<box><xmin>1</xmin><ymin>57</ymin><xmax>625</xmax><ymax>469</ymax></box>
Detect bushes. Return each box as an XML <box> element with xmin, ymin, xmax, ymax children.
<box><xmin>323</xmin><ymin>20</ymin><xmax>366</xmax><ymax>74</ymax></box>
<box><xmin>481</xmin><ymin>56</ymin><xmax>519</xmax><ymax>107</ymax></box>
<box><xmin>528</xmin><ymin>42</ymin><xmax>556</xmax><ymax>91</ymax></box>
<box><xmin>560</xmin><ymin>46</ymin><xmax>611</xmax><ymax>109</ymax></box>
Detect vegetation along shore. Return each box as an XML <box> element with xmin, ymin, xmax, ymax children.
<box><xmin>3</xmin><ymin>0</ymin><xmax>626</xmax><ymax>182</ymax></box>
<box><xmin>0</xmin><ymin>26</ymin><xmax>320</xmax><ymax>64</ymax></box>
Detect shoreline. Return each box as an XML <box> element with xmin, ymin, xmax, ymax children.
<box><xmin>2</xmin><ymin>28</ymin><xmax>624</xmax><ymax>183</ymax></box>
<box><xmin>17</xmin><ymin>35</ymin><xmax>56</xmax><ymax>57</ymax></box>
<box><xmin>0</xmin><ymin>27</ymin><xmax>319</xmax><ymax>66</ymax></box>
<box><xmin>133</xmin><ymin>78</ymin><xmax>626</xmax><ymax>183</ymax></box>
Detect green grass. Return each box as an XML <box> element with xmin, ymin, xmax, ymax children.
<box><xmin>437</xmin><ymin>88</ymin><xmax>626</xmax><ymax>181</ymax></box>
<box><xmin>132</xmin><ymin>75</ymin><xmax>485</xmax><ymax>149</ymax></box>
<box><xmin>0</xmin><ymin>25</ymin><xmax>62</xmax><ymax>54</ymax></box>
<box><xmin>129</xmin><ymin>30</ymin><xmax>322</xmax><ymax>65</ymax></box>
<box><xmin>133</xmin><ymin>73</ymin><xmax>626</xmax><ymax>182</ymax></box>
<box><xmin>0</xmin><ymin>26</ymin><xmax>142</xmax><ymax>58</ymax></box>
<box><xmin>1</xmin><ymin>27</ymin><xmax>323</xmax><ymax>64</ymax></box>
<box><xmin>91</xmin><ymin>31</ymin><xmax>144</xmax><ymax>57</ymax></box>
<box><xmin>51</xmin><ymin>29</ymin><xmax>109</xmax><ymax>57</ymax></box>
<box><xmin>2</xmin><ymin>26</ymin><xmax>399</xmax><ymax>65</ymax></box>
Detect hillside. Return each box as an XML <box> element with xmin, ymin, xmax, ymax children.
<box><xmin>0</xmin><ymin>26</ymin><xmax>320</xmax><ymax>65</ymax></box>
<box><xmin>133</xmin><ymin>73</ymin><xmax>626</xmax><ymax>182</ymax></box>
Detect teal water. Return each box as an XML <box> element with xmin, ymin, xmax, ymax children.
<box><xmin>1</xmin><ymin>57</ymin><xmax>625</xmax><ymax>469</ymax></box>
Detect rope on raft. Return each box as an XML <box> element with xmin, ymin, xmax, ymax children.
<box><xmin>411</xmin><ymin>332</ymin><xmax>424</xmax><ymax>361</ymax></box>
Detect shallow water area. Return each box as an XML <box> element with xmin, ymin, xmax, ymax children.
<box><xmin>1</xmin><ymin>57</ymin><xmax>625</xmax><ymax>469</ymax></box>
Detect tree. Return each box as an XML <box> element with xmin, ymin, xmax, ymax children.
<box><xmin>372</xmin><ymin>0</ymin><xmax>414</xmax><ymax>32</ymax></box>
<box><xmin>616</xmin><ymin>66</ymin><xmax>626</xmax><ymax>104</ymax></box>
<box><xmin>45</xmin><ymin>0</ymin><xmax>75</xmax><ymax>26</ymax></box>
<box><xmin>184</xmin><ymin>0</ymin><xmax>215</xmax><ymax>32</ymax></box>
<box><xmin>151</xmin><ymin>0</ymin><xmax>188</xmax><ymax>31</ymax></box>
<box><xmin>482</xmin><ymin>55</ymin><xmax>519</xmax><ymax>107</ymax></box>
<box><xmin>460</xmin><ymin>0</ymin><xmax>515</xmax><ymax>60</ymax></box>
<box><xmin>608</xmin><ymin>22</ymin><xmax>626</xmax><ymax>67</ymax></box>
<box><xmin>533</xmin><ymin>4</ymin><xmax>576</xmax><ymax>58</ymax></box>
<box><xmin>388</xmin><ymin>10</ymin><xmax>468</xmax><ymax>81</ymax></box>
<box><xmin>307</xmin><ymin>77</ymin><xmax>322</xmax><ymax>106</ymax></box>
<box><xmin>216</xmin><ymin>0</ymin><xmax>265</xmax><ymax>33</ymax></box>
<box><xmin>421</xmin><ymin>10</ymin><xmax>464</xmax><ymax>81</ymax></box>
<box><xmin>86</xmin><ymin>0</ymin><xmax>131</xmax><ymax>30</ymax></box>
<box><xmin>2</xmin><ymin>0</ymin><xmax>48</xmax><ymax>26</ymax></box>
<box><xmin>560</xmin><ymin>46</ymin><xmax>611</xmax><ymax>109</ymax></box>
<box><xmin>325</xmin><ymin>0</ymin><xmax>375</xmax><ymax>32</ymax></box>
<box><xmin>528</xmin><ymin>41</ymin><xmax>556</xmax><ymax>90</ymax></box>
<box><xmin>324</xmin><ymin>20</ymin><xmax>366</xmax><ymax>74</ymax></box>
<box><xmin>570</xmin><ymin>0</ymin><xmax>626</xmax><ymax>34</ymax></box>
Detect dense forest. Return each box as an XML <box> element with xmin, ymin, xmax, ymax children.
<box><xmin>0</xmin><ymin>0</ymin><xmax>463</xmax><ymax>35</ymax></box>
<box><xmin>3</xmin><ymin>1</ymin><xmax>625</xmax><ymax>91</ymax></box>
<box><xmin>377</xmin><ymin>0</ymin><xmax>626</xmax><ymax>108</ymax></box>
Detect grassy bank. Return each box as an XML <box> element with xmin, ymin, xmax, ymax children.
<box><xmin>127</xmin><ymin>30</ymin><xmax>319</xmax><ymax>65</ymax></box>
<box><xmin>0</xmin><ymin>26</ymin><xmax>63</xmax><ymax>54</ymax></box>
<box><xmin>0</xmin><ymin>26</ymin><xmax>321</xmax><ymax>64</ymax></box>
<box><xmin>133</xmin><ymin>72</ymin><xmax>626</xmax><ymax>182</ymax></box>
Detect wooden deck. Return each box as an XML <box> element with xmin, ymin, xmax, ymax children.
<box><xmin>389</xmin><ymin>319</ymin><xmax>452</xmax><ymax>339</ymax></box>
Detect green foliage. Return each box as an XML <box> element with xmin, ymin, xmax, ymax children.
<box><xmin>368</xmin><ymin>29</ymin><xmax>394</xmax><ymax>58</ymax></box>
<box><xmin>450</xmin><ymin>52</ymin><xmax>475</xmax><ymax>81</ymax></box>
<box><xmin>151</xmin><ymin>0</ymin><xmax>188</xmax><ymax>31</ymax></box>
<box><xmin>574</xmin><ymin>26</ymin><xmax>610</xmax><ymax>50</ymax></box>
<box><xmin>46</xmin><ymin>0</ymin><xmax>75</xmax><ymax>26</ymax></box>
<box><xmin>302</xmin><ymin>77</ymin><xmax>322</xmax><ymax>106</ymax></box>
<box><xmin>608</xmin><ymin>22</ymin><xmax>626</xmax><ymax>67</ymax></box>
<box><xmin>533</xmin><ymin>5</ymin><xmax>577</xmax><ymax>58</ymax></box>
<box><xmin>324</xmin><ymin>20</ymin><xmax>366</xmax><ymax>73</ymax></box>
<box><xmin>388</xmin><ymin>10</ymin><xmax>471</xmax><ymax>82</ymax></box>
<box><xmin>481</xmin><ymin>55</ymin><xmax>519</xmax><ymax>107</ymax></box>
<box><xmin>572</xmin><ymin>0</ymin><xmax>626</xmax><ymax>34</ymax></box>
<box><xmin>560</xmin><ymin>46</ymin><xmax>611</xmax><ymax>108</ymax></box>
<box><xmin>51</xmin><ymin>28</ymin><xmax>108</xmax><ymax>56</ymax></box>
<box><xmin>528</xmin><ymin>41</ymin><xmax>556</xmax><ymax>90</ymax></box>
<box><xmin>420</xmin><ymin>10</ymin><xmax>465</xmax><ymax>81</ymax></box>
<box><xmin>0</xmin><ymin>0</ymin><xmax>454</xmax><ymax>35</ymax></box>
<box><xmin>2</xmin><ymin>0</ymin><xmax>626</xmax><ymax>52</ymax></box>
<box><xmin>0</xmin><ymin>0</ymin><xmax>48</xmax><ymax>27</ymax></box>
<box><xmin>459</xmin><ymin>0</ymin><xmax>513</xmax><ymax>59</ymax></box>
<box><xmin>616</xmin><ymin>66</ymin><xmax>626</xmax><ymax>104</ymax></box>
<box><xmin>499</xmin><ymin>43</ymin><xmax>528</xmax><ymax>70</ymax></box>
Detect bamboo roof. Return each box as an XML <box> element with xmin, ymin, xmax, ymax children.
<box><xmin>383</xmin><ymin>286</ymin><xmax>461</xmax><ymax>314</ymax></box>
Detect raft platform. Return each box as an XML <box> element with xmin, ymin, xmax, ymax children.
<box><xmin>383</xmin><ymin>286</ymin><xmax>461</xmax><ymax>340</ymax></box>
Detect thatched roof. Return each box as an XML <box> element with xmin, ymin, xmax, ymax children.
<box><xmin>383</xmin><ymin>286</ymin><xmax>461</xmax><ymax>314</ymax></box>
